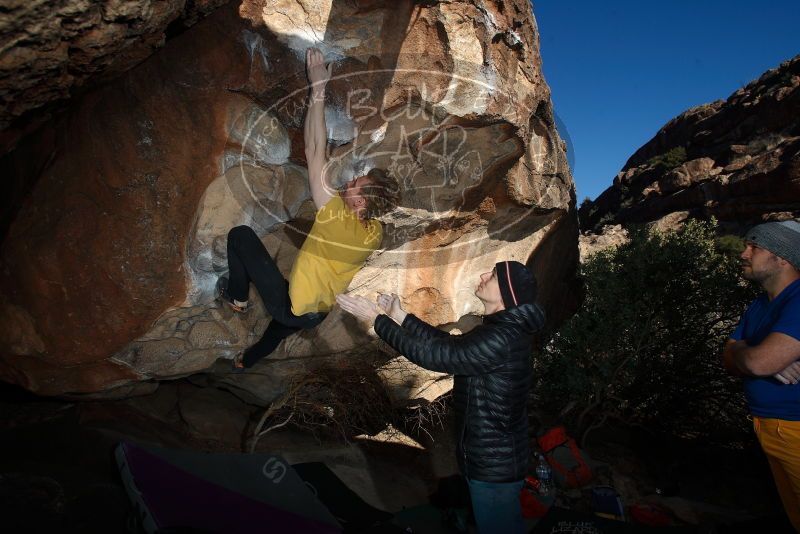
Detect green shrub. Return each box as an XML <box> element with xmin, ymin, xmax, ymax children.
<box><xmin>715</xmin><ymin>234</ymin><xmax>745</xmax><ymax>258</ymax></box>
<box><xmin>647</xmin><ymin>146</ymin><xmax>688</xmax><ymax>171</ymax></box>
<box><xmin>535</xmin><ymin>219</ymin><xmax>757</xmax><ymax>445</ymax></box>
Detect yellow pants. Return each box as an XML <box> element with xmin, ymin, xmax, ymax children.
<box><xmin>754</xmin><ymin>417</ymin><xmax>800</xmax><ymax>531</ymax></box>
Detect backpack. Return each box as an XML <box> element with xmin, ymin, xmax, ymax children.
<box><xmin>536</xmin><ymin>426</ymin><xmax>593</xmax><ymax>488</ymax></box>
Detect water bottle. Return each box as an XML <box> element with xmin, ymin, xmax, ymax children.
<box><xmin>535</xmin><ymin>454</ymin><xmax>553</xmax><ymax>497</ymax></box>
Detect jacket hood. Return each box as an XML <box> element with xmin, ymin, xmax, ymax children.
<box><xmin>485</xmin><ymin>302</ymin><xmax>545</xmax><ymax>334</ymax></box>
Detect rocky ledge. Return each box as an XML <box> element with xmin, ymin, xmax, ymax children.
<box><xmin>581</xmin><ymin>54</ymin><xmax>800</xmax><ymax>234</ymax></box>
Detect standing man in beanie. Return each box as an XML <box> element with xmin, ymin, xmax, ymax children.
<box><xmin>723</xmin><ymin>220</ymin><xmax>800</xmax><ymax>530</ymax></box>
<box><xmin>337</xmin><ymin>261</ymin><xmax>545</xmax><ymax>534</ymax></box>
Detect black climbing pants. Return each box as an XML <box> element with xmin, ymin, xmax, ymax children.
<box><xmin>226</xmin><ymin>225</ymin><xmax>326</xmax><ymax>367</ymax></box>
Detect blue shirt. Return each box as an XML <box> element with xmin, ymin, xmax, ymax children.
<box><xmin>731</xmin><ymin>279</ymin><xmax>800</xmax><ymax>420</ymax></box>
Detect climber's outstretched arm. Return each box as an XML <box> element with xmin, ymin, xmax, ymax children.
<box><xmin>304</xmin><ymin>48</ymin><xmax>334</xmax><ymax>210</ymax></box>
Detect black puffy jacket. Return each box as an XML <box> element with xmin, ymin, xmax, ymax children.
<box><xmin>374</xmin><ymin>303</ymin><xmax>545</xmax><ymax>482</ymax></box>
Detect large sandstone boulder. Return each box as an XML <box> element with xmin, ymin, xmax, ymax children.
<box><xmin>0</xmin><ymin>0</ymin><xmax>577</xmax><ymax>403</ymax></box>
<box><xmin>0</xmin><ymin>0</ymin><xmax>230</xmax><ymax>154</ymax></box>
<box><xmin>581</xmin><ymin>54</ymin><xmax>800</xmax><ymax>233</ymax></box>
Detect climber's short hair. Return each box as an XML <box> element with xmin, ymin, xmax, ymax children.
<box><xmin>361</xmin><ymin>168</ymin><xmax>401</xmax><ymax>219</ymax></box>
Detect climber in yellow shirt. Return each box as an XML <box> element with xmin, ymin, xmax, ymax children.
<box><xmin>218</xmin><ymin>48</ymin><xmax>399</xmax><ymax>371</ymax></box>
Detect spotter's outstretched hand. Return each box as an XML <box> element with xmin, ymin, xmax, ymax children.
<box><xmin>336</xmin><ymin>294</ymin><xmax>380</xmax><ymax>325</ymax></box>
<box><xmin>377</xmin><ymin>293</ymin><xmax>407</xmax><ymax>325</ymax></box>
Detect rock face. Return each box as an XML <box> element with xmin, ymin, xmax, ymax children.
<box><xmin>578</xmin><ymin>224</ymin><xmax>629</xmax><ymax>262</ymax></box>
<box><xmin>0</xmin><ymin>0</ymin><xmax>577</xmax><ymax>402</ymax></box>
<box><xmin>0</xmin><ymin>0</ymin><xmax>230</xmax><ymax>154</ymax></box>
<box><xmin>580</xmin><ymin>55</ymin><xmax>800</xmax><ymax>234</ymax></box>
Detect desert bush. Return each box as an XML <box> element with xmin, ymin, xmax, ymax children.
<box><xmin>647</xmin><ymin>146</ymin><xmax>688</xmax><ymax>171</ymax></box>
<box><xmin>535</xmin><ymin>219</ymin><xmax>757</xmax><ymax>445</ymax></box>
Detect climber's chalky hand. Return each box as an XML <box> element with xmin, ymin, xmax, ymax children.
<box><xmin>306</xmin><ymin>47</ymin><xmax>332</xmax><ymax>88</ymax></box>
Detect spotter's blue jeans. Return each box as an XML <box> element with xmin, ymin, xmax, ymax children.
<box><xmin>467</xmin><ymin>478</ymin><xmax>525</xmax><ymax>534</ymax></box>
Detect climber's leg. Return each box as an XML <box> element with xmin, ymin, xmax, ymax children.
<box><xmin>226</xmin><ymin>225</ymin><xmax>294</xmax><ymax>323</ymax></box>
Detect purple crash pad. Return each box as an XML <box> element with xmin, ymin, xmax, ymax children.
<box><xmin>116</xmin><ymin>441</ymin><xmax>341</xmax><ymax>533</ymax></box>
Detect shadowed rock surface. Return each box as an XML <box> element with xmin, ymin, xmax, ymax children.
<box><xmin>0</xmin><ymin>381</ymin><xmax>788</xmax><ymax>531</ymax></box>
<box><xmin>580</xmin><ymin>54</ymin><xmax>800</xmax><ymax>234</ymax></box>
<box><xmin>0</xmin><ymin>0</ymin><xmax>231</xmax><ymax>155</ymax></box>
<box><xmin>0</xmin><ymin>0</ymin><xmax>577</xmax><ymax>403</ymax></box>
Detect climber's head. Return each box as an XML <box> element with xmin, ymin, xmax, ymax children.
<box><xmin>342</xmin><ymin>168</ymin><xmax>400</xmax><ymax>220</ymax></box>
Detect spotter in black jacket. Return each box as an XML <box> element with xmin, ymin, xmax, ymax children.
<box><xmin>374</xmin><ymin>303</ymin><xmax>545</xmax><ymax>483</ymax></box>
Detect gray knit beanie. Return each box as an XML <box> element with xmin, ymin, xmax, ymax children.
<box><xmin>744</xmin><ymin>220</ymin><xmax>800</xmax><ymax>269</ymax></box>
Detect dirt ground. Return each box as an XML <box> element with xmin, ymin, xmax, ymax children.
<box><xmin>0</xmin><ymin>379</ymin><xmax>792</xmax><ymax>533</ymax></box>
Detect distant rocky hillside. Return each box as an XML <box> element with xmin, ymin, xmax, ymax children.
<box><xmin>580</xmin><ymin>54</ymin><xmax>800</xmax><ymax>234</ymax></box>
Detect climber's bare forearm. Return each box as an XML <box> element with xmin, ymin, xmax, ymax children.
<box><xmin>308</xmin><ymin>88</ymin><xmax>328</xmax><ymax>153</ymax></box>
<box><xmin>304</xmin><ymin>91</ymin><xmax>332</xmax><ymax>209</ymax></box>
<box><xmin>304</xmin><ymin>75</ymin><xmax>333</xmax><ymax>209</ymax></box>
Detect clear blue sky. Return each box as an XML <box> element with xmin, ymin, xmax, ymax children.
<box><xmin>533</xmin><ymin>1</ymin><xmax>800</xmax><ymax>202</ymax></box>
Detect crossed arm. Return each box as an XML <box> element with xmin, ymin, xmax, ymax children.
<box><xmin>304</xmin><ymin>48</ymin><xmax>334</xmax><ymax>210</ymax></box>
<box><xmin>723</xmin><ymin>333</ymin><xmax>800</xmax><ymax>384</ymax></box>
